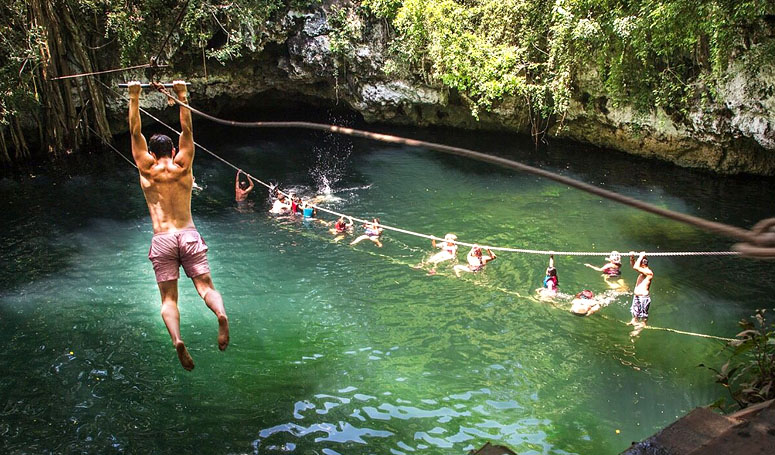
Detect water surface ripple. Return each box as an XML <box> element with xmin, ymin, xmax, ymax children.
<box><xmin>1</xmin><ymin>125</ymin><xmax>774</xmax><ymax>454</ymax></box>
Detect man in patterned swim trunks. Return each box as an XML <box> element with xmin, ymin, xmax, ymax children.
<box><xmin>128</xmin><ymin>80</ymin><xmax>229</xmax><ymax>371</ymax></box>
<box><xmin>628</xmin><ymin>251</ymin><xmax>653</xmax><ymax>336</ymax></box>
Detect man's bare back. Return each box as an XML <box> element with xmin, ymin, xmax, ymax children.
<box><xmin>140</xmin><ymin>161</ymin><xmax>195</xmax><ymax>233</ymax></box>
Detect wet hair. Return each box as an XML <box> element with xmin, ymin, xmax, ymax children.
<box><xmin>148</xmin><ymin>134</ymin><xmax>174</xmax><ymax>158</ymax></box>
<box><xmin>239</xmin><ymin>180</ymin><xmax>250</xmax><ymax>190</ymax></box>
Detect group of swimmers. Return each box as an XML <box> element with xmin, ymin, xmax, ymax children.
<box><xmin>541</xmin><ymin>250</ymin><xmax>655</xmax><ymax>336</ymax></box>
<box><xmin>248</xmin><ymin>176</ymin><xmax>655</xmax><ymax>338</ymax></box>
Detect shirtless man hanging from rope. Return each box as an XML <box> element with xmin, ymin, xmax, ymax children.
<box><xmin>128</xmin><ymin>80</ymin><xmax>229</xmax><ymax>371</ymax></box>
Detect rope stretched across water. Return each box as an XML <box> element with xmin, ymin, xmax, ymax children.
<box><xmin>147</xmin><ymin>86</ymin><xmax>775</xmax><ymax>258</ymax></box>
<box><xmin>96</xmin><ymin>80</ymin><xmax>741</xmax><ymax>342</ymax></box>
<box><xmin>97</xmin><ymin>80</ymin><xmax>742</xmax><ymax>257</ymax></box>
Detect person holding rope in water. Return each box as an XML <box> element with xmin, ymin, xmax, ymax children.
<box><xmin>453</xmin><ymin>245</ymin><xmax>496</xmax><ymax>277</ymax></box>
<box><xmin>351</xmin><ymin>218</ymin><xmax>383</xmax><ymax>248</ymax></box>
<box><xmin>584</xmin><ymin>251</ymin><xmax>627</xmax><ymax>291</ymax></box>
<box><xmin>329</xmin><ymin>216</ymin><xmax>354</xmax><ymax>242</ymax></box>
<box><xmin>538</xmin><ymin>255</ymin><xmax>559</xmax><ymax>299</ymax></box>
<box><xmin>235</xmin><ymin>170</ymin><xmax>254</xmax><ymax>204</ymax></box>
<box><xmin>128</xmin><ymin>80</ymin><xmax>229</xmax><ymax>371</ymax></box>
<box><xmin>628</xmin><ymin>251</ymin><xmax>653</xmax><ymax>337</ymax></box>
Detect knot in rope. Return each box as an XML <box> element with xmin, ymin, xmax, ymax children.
<box><xmin>734</xmin><ymin>218</ymin><xmax>775</xmax><ymax>259</ymax></box>
<box><xmin>152</xmin><ymin>83</ymin><xmax>177</xmax><ymax>106</ymax></box>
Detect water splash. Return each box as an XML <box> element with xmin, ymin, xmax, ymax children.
<box><xmin>310</xmin><ymin>112</ymin><xmax>356</xmax><ymax>195</ymax></box>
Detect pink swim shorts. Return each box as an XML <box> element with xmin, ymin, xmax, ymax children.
<box><xmin>148</xmin><ymin>229</ymin><xmax>210</xmax><ymax>282</ymax></box>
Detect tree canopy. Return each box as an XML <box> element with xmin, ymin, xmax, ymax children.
<box><xmin>0</xmin><ymin>0</ymin><xmax>772</xmax><ymax>162</ymax></box>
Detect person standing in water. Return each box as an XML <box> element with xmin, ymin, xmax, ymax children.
<box><xmin>628</xmin><ymin>251</ymin><xmax>653</xmax><ymax>336</ymax></box>
<box><xmin>235</xmin><ymin>170</ymin><xmax>254</xmax><ymax>202</ymax></box>
<box><xmin>128</xmin><ymin>80</ymin><xmax>229</xmax><ymax>371</ymax></box>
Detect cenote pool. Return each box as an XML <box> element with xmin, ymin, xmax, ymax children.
<box><xmin>1</xmin><ymin>116</ymin><xmax>774</xmax><ymax>454</ymax></box>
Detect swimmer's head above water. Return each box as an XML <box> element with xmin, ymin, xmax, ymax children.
<box><xmin>606</xmin><ymin>251</ymin><xmax>621</xmax><ymax>263</ymax></box>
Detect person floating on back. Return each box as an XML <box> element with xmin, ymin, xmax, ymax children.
<box><xmin>235</xmin><ymin>170</ymin><xmax>254</xmax><ymax>203</ymax></box>
<box><xmin>584</xmin><ymin>251</ymin><xmax>627</xmax><ymax>291</ymax></box>
<box><xmin>453</xmin><ymin>245</ymin><xmax>496</xmax><ymax>277</ymax></box>
<box><xmin>570</xmin><ymin>289</ymin><xmax>602</xmax><ymax>316</ymax></box>
<box><xmin>350</xmin><ymin>218</ymin><xmax>383</xmax><ymax>247</ymax></box>
<box><xmin>538</xmin><ymin>255</ymin><xmax>559</xmax><ymax>299</ymax></box>
<box><xmin>128</xmin><ymin>80</ymin><xmax>229</xmax><ymax>371</ymax></box>
<box><xmin>628</xmin><ymin>251</ymin><xmax>653</xmax><ymax>337</ymax></box>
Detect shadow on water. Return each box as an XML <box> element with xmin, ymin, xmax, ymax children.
<box><xmin>0</xmin><ymin>166</ymin><xmax>147</xmax><ymax>294</ymax></box>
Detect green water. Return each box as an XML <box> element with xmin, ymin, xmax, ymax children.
<box><xmin>1</xmin><ymin>121</ymin><xmax>774</xmax><ymax>455</ymax></box>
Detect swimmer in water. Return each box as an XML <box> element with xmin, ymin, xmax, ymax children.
<box><xmin>538</xmin><ymin>255</ymin><xmax>558</xmax><ymax>299</ymax></box>
<box><xmin>235</xmin><ymin>170</ymin><xmax>254</xmax><ymax>202</ymax></box>
<box><xmin>428</xmin><ymin>234</ymin><xmax>459</xmax><ymax>266</ymax></box>
<box><xmin>350</xmin><ymin>218</ymin><xmax>383</xmax><ymax>248</ymax></box>
<box><xmin>569</xmin><ymin>289</ymin><xmax>602</xmax><ymax>316</ymax></box>
<box><xmin>301</xmin><ymin>199</ymin><xmax>317</xmax><ymax>219</ymax></box>
<box><xmin>453</xmin><ymin>245</ymin><xmax>496</xmax><ymax>277</ymax></box>
<box><xmin>269</xmin><ymin>192</ymin><xmax>291</xmax><ymax>214</ymax></box>
<box><xmin>584</xmin><ymin>251</ymin><xmax>627</xmax><ymax>291</ymax></box>
<box><xmin>192</xmin><ymin>176</ymin><xmax>203</xmax><ymax>192</ymax></box>
<box><xmin>329</xmin><ymin>216</ymin><xmax>354</xmax><ymax>242</ymax></box>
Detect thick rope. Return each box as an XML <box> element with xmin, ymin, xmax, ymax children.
<box><xmin>98</xmin><ymin>81</ymin><xmax>741</xmax><ymax>342</ymax></box>
<box><xmin>96</xmin><ymin>80</ymin><xmax>743</xmax><ymax>258</ymax></box>
<box><xmin>151</xmin><ymin>88</ymin><xmax>775</xmax><ymax>258</ymax></box>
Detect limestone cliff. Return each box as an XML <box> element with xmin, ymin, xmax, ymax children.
<box><xmin>121</xmin><ymin>5</ymin><xmax>775</xmax><ymax>175</ymax></box>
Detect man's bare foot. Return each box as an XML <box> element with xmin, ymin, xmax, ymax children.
<box><xmin>217</xmin><ymin>314</ymin><xmax>230</xmax><ymax>351</ymax></box>
<box><xmin>175</xmin><ymin>341</ymin><xmax>195</xmax><ymax>371</ymax></box>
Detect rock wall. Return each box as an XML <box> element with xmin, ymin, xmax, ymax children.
<box><xmin>124</xmin><ymin>5</ymin><xmax>775</xmax><ymax>175</ymax></box>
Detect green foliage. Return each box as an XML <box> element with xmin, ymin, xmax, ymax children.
<box><xmin>705</xmin><ymin>309</ymin><xmax>775</xmax><ymax>411</ymax></box>
<box><xmin>0</xmin><ymin>1</ymin><xmax>42</xmax><ymax>127</ymax></box>
<box><xmin>328</xmin><ymin>5</ymin><xmax>363</xmax><ymax>62</ymax></box>
<box><xmin>0</xmin><ymin>0</ymin><xmax>320</xmax><ymax>155</ymax></box>
<box><xmin>361</xmin><ymin>0</ymin><xmax>773</xmax><ymax>121</ymax></box>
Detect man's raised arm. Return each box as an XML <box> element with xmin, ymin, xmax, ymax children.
<box><xmin>631</xmin><ymin>251</ymin><xmax>650</xmax><ymax>274</ymax></box>
<box><xmin>128</xmin><ymin>81</ymin><xmax>153</xmax><ymax>169</ymax></box>
<box><xmin>173</xmin><ymin>80</ymin><xmax>194</xmax><ymax>170</ymax></box>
